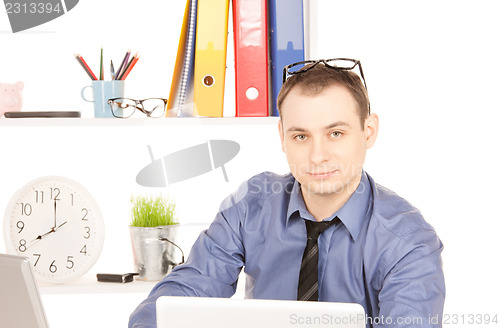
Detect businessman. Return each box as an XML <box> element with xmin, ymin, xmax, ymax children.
<box><xmin>129</xmin><ymin>59</ymin><xmax>445</xmax><ymax>328</ymax></box>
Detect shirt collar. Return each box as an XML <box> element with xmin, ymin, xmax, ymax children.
<box><xmin>286</xmin><ymin>171</ymin><xmax>372</xmax><ymax>241</ymax></box>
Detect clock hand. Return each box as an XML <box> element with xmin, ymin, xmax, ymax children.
<box><xmin>31</xmin><ymin>221</ymin><xmax>68</xmax><ymax>243</ymax></box>
<box><xmin>29</xmin><ymin>200</ymin><xmax>61</xmax><ymax>244</ymax></box>
<box><xmin>34</xmin><ymin>227</ymin><xmax>55</xmax><ymax>241</ymax></box>
<box><xmin>54</xmin><ymin>220</ymin><xmax>68</xmax><ymax>231</ymax></box>
<box><xmin>27</xmin><ymin>220</ymin><xmax>69</xmax><ymax>250</ymax></box>
<box><xmin>27</xmin><ymin>227</ymin><xmax>56</xmax><ymax>249</ymax></box>
<box><xmin>53</xmin><ymin>198</ymin><xmax>57</xmax><ymax>228</ymax></box>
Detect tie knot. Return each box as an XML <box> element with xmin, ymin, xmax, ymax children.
<box><xmin>304</xmin><ymin>218</ymin><xmax>336</xmax><ymax>241</ymax></box>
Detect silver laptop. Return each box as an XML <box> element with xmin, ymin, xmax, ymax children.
<box><xmin>157</xmin><ymin>296</ymin><xmax>366</xmax><ymax>328</ymax></box>
<box><xmin>0</xmin><ymin>253</ymin><xmax>49</xmax><ymax>328</ymax></box>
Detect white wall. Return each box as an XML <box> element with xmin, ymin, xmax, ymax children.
<box><xmin>1</xmin><ymin>0</ymin><xmax>499</xmax><ymax>327</ymax></box>
<box><xmin>315</xmin><ymin>0</ymin><xmax>500</xmax><ymax>322</ymax></box>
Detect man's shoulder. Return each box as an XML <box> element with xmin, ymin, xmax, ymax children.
<box><xmin>365</xmin><ymin>175</ymin><xmax>443</xmax><ymax>287</ymax></box>
<box><xmin>368</xmin><ymin>175</ymin><xmax>436</xmax><ymax>239</ymax></box>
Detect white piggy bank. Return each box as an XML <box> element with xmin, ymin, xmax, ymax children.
<box><xmin>0</xmin><ymin>81</ymin><xmax>24</xmax><ymax>117</ymax></box>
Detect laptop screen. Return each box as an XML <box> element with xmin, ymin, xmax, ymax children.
<box><xmin>0</xmin><ymin>253</ymin><xmax>49</xmax><ymax>328</ymax></box>
<box><xmin>156</xmin><ymin>296</ymin><xmax>365</xmax><ymax>328</ymax></box>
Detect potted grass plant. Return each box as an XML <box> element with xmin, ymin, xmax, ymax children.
<box><xmin>130</xmin><ymin>195</ymin><xmax>177</xmax><ymax>227</ymax></box>
<box><xmin>129</xmin><ymin>195</ymin><xmax>180</xmax><ymax>281</ymax></box>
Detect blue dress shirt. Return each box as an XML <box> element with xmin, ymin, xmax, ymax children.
<box><xmin>129</xmin><ymin>171</ymin><xmax>445</xmax><ymax>328</ymax></box>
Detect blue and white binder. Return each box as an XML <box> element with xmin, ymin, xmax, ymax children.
<box><xmin>268</xmin><ymin>0</ymin><xmax>305</xmax><ymax>116</ymax></box>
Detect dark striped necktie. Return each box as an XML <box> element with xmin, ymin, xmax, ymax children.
<box><xmin>297</xmin><ymin>218</ymin><xmax>336</xmax><ymax>301</ymax></box>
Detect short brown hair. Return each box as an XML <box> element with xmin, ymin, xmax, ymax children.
<box><xmin>277</xmin><ymin>64</ymin><xmax>370</xmax><ymax>127</ymax></box>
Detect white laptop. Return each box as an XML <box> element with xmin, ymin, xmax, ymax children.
<box><xmin>0</xmin><ymin>253</ymin><xmax>49</xmax><ymax>328</ymax></box>
<box><xmin>157</xmin><ymin>295</ymin><xmax>366</xmax><ymax>328</ymax></box>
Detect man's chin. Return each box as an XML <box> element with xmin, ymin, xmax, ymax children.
<box><xmin>300</xmin><ymin>181</ymin><xmax>344</xmax><ymax>198</ymax></box>
<box><xmin>300</xmin><ymin>174</ymin><xmax>362</xmax><ymax>198</ymax></box>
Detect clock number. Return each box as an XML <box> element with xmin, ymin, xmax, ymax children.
<box><xmin>20</xmin><ymin>203</ymin><xmax>32</xmax><ymax>216</ymax></box>
<box><xmin>49</xmin><ymin>260</ymin><xmax>57</xmax><ymax>273</ymax></box>
<box><xmin>80</xmin><ymin>245</ymin><xmax>87</xmax><ymax>255</ymax></box>
<box><xmin>71</xmin><ymin>193</ymin><xmax>74</xmax><ymax>206</ymax></box>
<box><xmin>84</xmin><ymin>226</ymin><xmax>91</xmax><ymax>239</ymax></box>
<box><xmin>35</xmin><ymin>190</ymin><xmax>44</xmax><ymax>203</ymax></box>
<box><xmin>33</xmin><ymin>254</ymin><xmax>41</xmax><ymax>266</ymax></box>
<box><xmin>18</xmin><ymin>239</ymin><xmax>27</xmax><ymax>252</ymax></box>
<box><xmin>50</xmin><ymin>188</ymin><xmax>60</xmax><ymax>201</ymax></box>
<box><xmin>81</xmin><ymin>208</ymin><xmax>88</xmax><ymax>220</ymax></box>
<box><xmin>16</xmin><ymin>220</ymin><xmax>24</xmax><ymax>233</ymax></box>
<box><xmin>66</xmin><ymin>256</ymin><xmax>74</xmax><ymax>269</ymax></box>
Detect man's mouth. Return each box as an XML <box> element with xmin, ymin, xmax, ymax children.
<box><xmin>307</xmin><ymin>170</ymin><xmax>338</xmax><ymax>178</ymax></box>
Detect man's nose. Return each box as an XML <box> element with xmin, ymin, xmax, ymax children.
<box><xmin>309</xmin><ymin>138</ymin><xmax>329</xmax><ymax>165</ymax></box>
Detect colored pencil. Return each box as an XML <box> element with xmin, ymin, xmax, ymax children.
<box><xmin>110</xmin><ymin>60</ymin><xmax>115</xmax><ymax>80</ymax></box>
<box><xmin>117</xmin><ymin>52</ymin><xmax>137</xmax><ymax>80</ymax></box>
<box><xmin>99</xmin><ymin>47</ymin><xmax>104</xmax><ymax>80</ymax></box>
<box><xmin>120</xmin><ymin>54</ymin><xmax>140</xmax><ymax>80</ymax></box>
<box><xmin>75</xmin><ymin>54</ymin><xmax>97</xmax><ymax>80</ymax></box>
<box><xmin>114</xmin><ymin>50</ymin><xmax>131</xmax><ymax>80</ymax></box>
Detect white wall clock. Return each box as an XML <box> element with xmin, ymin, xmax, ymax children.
<box><xmin>3</xmin><ymin>176</ymin><xmax>105</xmax><ymax>284</ymax></box>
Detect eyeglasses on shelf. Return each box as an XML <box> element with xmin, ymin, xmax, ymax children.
<box><xmin>107</xmin><ymin>98</ymin><xmax>168</xmax><ymax>118</ymax></box>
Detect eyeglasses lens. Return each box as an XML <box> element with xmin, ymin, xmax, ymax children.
<box><xmin>141</xmin><ymin>99</ymin><xmax>166</xmax><ymax>118</ymax></box>
<box><xmin>109</xmin><ymin>98</ymin><xmax>137</xmax><ymax>118</ymax></box>
<box><xmin>323</xmin><ymin>59</ymin><xmax>357</xmax><ymax>70</ymax></box>
<box><xmin>287</xmin><ymin>61</ymin><xmax>312</xmax><ymax>74</ymax></box>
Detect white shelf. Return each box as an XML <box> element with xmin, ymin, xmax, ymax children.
<box><xmin>38</xmin><ymin>271</ymin><xmax>247</xmax><ymax>297</ymax></box>
<box><xmin>38</xmin><ymin>272</ymin><xmax>158</xmax><ymax>295</ymax></box>
<box><xmin>0</xmin><ymin>116</ymin><xmax>279</xmax><ymax>127</ymax></box>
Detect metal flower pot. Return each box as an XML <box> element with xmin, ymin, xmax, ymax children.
<box><xmin>130</xmin><ymin>224</ymin><xmax>179</xmax><ymax>281</ymax></box>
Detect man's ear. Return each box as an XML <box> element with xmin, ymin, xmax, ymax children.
<box><xmin>278</xmin><ymin>120</ymin><xmax>286</xmax><ymax>153</ymax></box>
<box><xmin>364</xmin><ymin>113</ymin><xmax>379</xmax><ymax>149</ymax></box>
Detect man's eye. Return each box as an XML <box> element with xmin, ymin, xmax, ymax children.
<box><xmin>331</xmin><ymin>131</ymin><xmax>342</xmax><ymax>138</ymax></box>
<box><xmin>294</xmin><ymin>135</ymin><xmax>306</xmax><ymax>141</ymax></box>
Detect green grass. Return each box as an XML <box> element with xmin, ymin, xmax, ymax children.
<box><xmin>130</xmin><ymin>195</ymin><xmax>177</xmax><ymax>227</ymax></box>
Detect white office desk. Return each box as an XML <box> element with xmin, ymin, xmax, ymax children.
<box><xmin>41</xmin><ymin>274</ymin><xmax>246</xmax><ymax>328</ymax></box>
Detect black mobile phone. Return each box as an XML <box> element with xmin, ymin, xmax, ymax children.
<box><xmin>96</xmin><ymin>273</ymin><xmax>138</xmax><ymax>283</ymax></box>
<box><xmin>3</xmin><ymin>111</ymin><xmax>81</xmax><ymax>118</ymax></box>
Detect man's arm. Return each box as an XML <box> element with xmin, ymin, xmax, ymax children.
<box><xmin>377</xmin><ymin>228</ymin><xmax>445</xmax><ymax>328</ymax></box>
<box><xmin>128</xmin><ymin>207</ymin><xmax>246</xmax><ymax>328</ymax></box>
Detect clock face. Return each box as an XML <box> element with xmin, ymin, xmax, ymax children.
<box><xmin>3</xmin><ymin>176</ymin><xmax>105</xmax><ymax>284</ymax></box>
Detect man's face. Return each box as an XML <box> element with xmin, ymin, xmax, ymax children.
<box><xmin>279</xmin><ymin>85</ymin><xmax>378</xmax><ymax>203</ymax></box>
